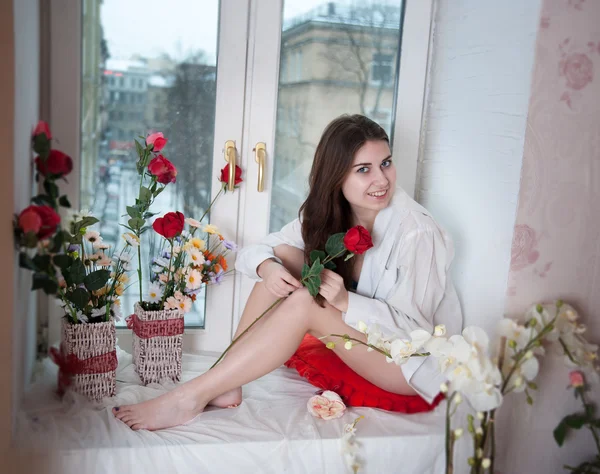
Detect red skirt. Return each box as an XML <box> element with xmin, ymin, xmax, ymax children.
<box><xmin>285</xmin><ymin>334</ymin><xmax>444</xmax><ymax>413</ymax></box>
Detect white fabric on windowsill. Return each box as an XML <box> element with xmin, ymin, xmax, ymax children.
<box><xmin>16</xmin><ymin>346</ymin><xmax>446</xmax><ymax>474</ymax></box>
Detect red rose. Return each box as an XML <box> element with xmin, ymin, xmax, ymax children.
<box><xmin>219</xmin><ymin>164</ymin><xmax>243</xmax><ymax>186</ymax></box>
<box><xmin>343</xmin><ymin>225</ymin><xmax>373</xmax><ymax>255</ymax></box>
<box><xmin>33</xmin><ymin>121</ymin><xmax>52</xmax><ymax>140</ymax></box>
<box><xmin>19</xmin><ymin>205</ymin><xmax>61</xmax><ymax>240</ymax></box>
<box><xmin>146</xmin><ymin>132</ymin><xmax>168</xmax><ymax>152</ymax></box>
<box><xmin>148</xmin><ymin>155</ymin><xmax>177</xmax><ymax>184</ymax></box>
<box><xmin>153</xmin><ymin>211</ymin><xmax>185</xmax><ymax>239</ymax></box>
<box><xmin>35</xmin><ymin>149</ymin><xmax>73</xmax><ymax>177</ymax></box>
<box><xmin>18</xmin><ymin>208</ymin><xmax>43</xmax><ymax>235</ymax></box>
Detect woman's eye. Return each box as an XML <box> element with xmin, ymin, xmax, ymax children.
<box><xmin>357</xmin><ymin>167</ymin><xmax>369</xmax><ymax>173</ymax></box>
<box><xmin>382</xmin><ymin>160</ymin><xmax>392</xmax><ymax>168</ymax></box>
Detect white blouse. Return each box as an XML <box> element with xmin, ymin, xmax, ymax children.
<box><xmin>235</xmin><ymin>187</ymin><xmax>463</xmax><ymax>403</ymax></box>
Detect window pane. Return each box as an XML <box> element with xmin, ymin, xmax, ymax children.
<box><xmin>270</xmin><ymin>1</ymin><xmax>404</xmax><ymax>232</ymax></box>
<box><xmin>80</xmin><ymin>0</ymin><xmax>220</xmax><ymax>327</ymax></box>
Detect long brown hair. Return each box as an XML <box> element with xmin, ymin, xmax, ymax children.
<box><xmin>299</xmin><ymin>114</ymin><xmax>389</xmax><ymax>301</ymax></box>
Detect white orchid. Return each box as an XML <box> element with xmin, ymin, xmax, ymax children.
<box><xmin>389</xmin><ymin>329</ymin><xmax>432</xmax><ymax>365</ymax></box>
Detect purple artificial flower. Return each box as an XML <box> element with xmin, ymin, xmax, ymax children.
<box><xmin>222</xmin><ymin>239</ymin><xmax>237</xmax><ymax>251</ymax></box>
<box><xmin>210</xmin><ymin>270</ymin><xmax>224</xmax><ymax>285</ymax></box>
<box><xmin>68</xmin><ymin>244</ymin><xmax>79</xmax><ymax>253</ymax></box>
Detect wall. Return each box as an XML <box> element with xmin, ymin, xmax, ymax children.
<box><xmin>500</xmin><ymin>0</ymin><xmax>600</xmax><ymax>471</ymax></box>
<box><xmin>417</xmin><ymin>0</ymin><xmax>542</xmax><ymax>333</ymax></box>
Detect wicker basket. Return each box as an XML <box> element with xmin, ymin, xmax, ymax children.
<box><xmin>130</xmin><ymin>303</ymin><xmax>185</xmax><ymax>385</ymax></box>
<box><xmin>59</xmin><ymin>318</ymin><xmax>117</xmax><ymax>400</ymax></box>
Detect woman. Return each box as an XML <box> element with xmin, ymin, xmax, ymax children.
<box><xmin>113</xmin><ymin>114</ymin><xmax>462</xmax><ymax>430</ymax></box>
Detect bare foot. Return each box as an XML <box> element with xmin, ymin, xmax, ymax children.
<box><xmin>208</xmin><ymin>387</ymin><xmax>242</xmax><ymax>408</ymax></box>
<box><xmin>113</xmin><ymin>387</ymin><xmax>205</xmax><ymax>431</ymax></box>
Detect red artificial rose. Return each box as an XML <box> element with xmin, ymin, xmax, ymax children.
<box><xmin>343</xmin><ymin>225</ymin><xmax>373</xmax><ymax>255</ymax></box>
<box><xmin>148</xmin><ymin>155</ymin><xmax>177</xmax><ymax>184</ymax></box>
<box><xmin>33</xmin><ymin>121</ymin><xmax>52</xmax><ymax>140</ymax></box>
<box><xmin>153</xmin><ymin>211</ymin><xmax>185</xmax><ymax>239</ymax></box>
<box><xmin>35</xmin><ymin>149</ymin><xmax>73</xmax><ymax>177</ymax></box>
<box><xmin>19</xmin><ymin>205</ymin><xmax>61</xmax><ymax>240</ymax></box>
<box><xmin>18</xmin><ymin>208</ymin><xmax>43</xmax><ymax>235</ymax></box>
<box><xmin>146</xmin><ymin>132</ymin><xmax>168</xmax><ymax>152</ymax></box>
<box><xmin>219</xmin><ymin>164</ymin><xmax>243</xmax><ymax>186</ymax></box>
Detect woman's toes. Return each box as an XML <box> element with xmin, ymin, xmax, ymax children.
<box><xmin>131</xmin><ymin>423</ymin><xmax>145</xmax><ymax>431</ymax></box>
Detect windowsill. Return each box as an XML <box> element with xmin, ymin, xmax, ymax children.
<box><xmin>16</xmin><ymin>349</ymin><xmax>446</xmax><ymax>473</ymax></box>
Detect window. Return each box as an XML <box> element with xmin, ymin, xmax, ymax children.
<box><xmin>371</xmin><ymin>53</ymin><xmax>393</xmax><ymax>84</ymax></box>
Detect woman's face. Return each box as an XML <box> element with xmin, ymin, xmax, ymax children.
<box><xmin>341</xmin><ymin>140</ymin><xmax>396</xmax><ymax>214</ymax></box>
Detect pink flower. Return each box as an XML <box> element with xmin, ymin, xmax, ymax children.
<box><xmin>510</xmin><ymin>224</ymin><xmax>539</xmax><ymax>271</ymax></box>
<box><xmin>560</xmin><ymin>53</ymin><xmax>593</xmax><ymax>91</ymax></box>
<box><xmin>307</xmin><ymin>390</ymin><xmax>346</xmax><ymax>420</ymax></box>
<box><xmin>148</xmin><ymin>155</ymin><xmax>177</xmax><ymax>184</ymax></box>
<box><xmin>146</xmin><ymin>132</ymin><xmax>168</xmax><ymax>152</ymax></box>
<box><xmin>569</xmin><ymin>370</ymin><xmax>585</xmax><ymax>388</ymax></box>
<box><xmin>33</xmin><ymin>121</ymin><xmax>52</xmax><ymax>140</ymax></box>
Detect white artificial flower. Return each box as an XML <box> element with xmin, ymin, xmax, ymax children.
<box><xmin>97</xmin><ymin>255</ymin><xmax>112</xmax><ymax>267</ymax></box>
<box><xmin>174</xmin><ymin>296</ymin><xmax>192</xmax><ymax>313</ymax></box>
<box><xmin>154</xmin><ymin>257</ymin><xmax>170</xmax><ymax>268</ymax></box>
<box><xmin>434</xmin><ymin>324</ymin><xmax>446</xmax><ymax>337</ymax></box>
<box><xmin>165</xmin><ymin>296</ymin><xmax>179</xmax><ymax>310</ymax></box>
<box><xmin>122</xmin><ymin>233</ymin><xmax>140</xmax><ymax>247</ymax></box>
<box><xmin>187</xmin><ymin>248</ymin><xmax>205</xmax><ymax>266</ymax></box>
<box><xmin>93</xmin><ymin>241</ymin><xmax>110</xmax><ymax>250</ymax></box>
<box><xmin>111</xmin><ymin>302</ymin><xmax>122</xmax><ymax>322</ymax></box>
<box><xmin>147</xmin><ymin>282</ymin><xmax>164</xmax><ymax>303</ymax></box>
<box><xmin>185</xmin><ymin>217</ymin><xmax>202</xmax><ymax>228</ymax></box>
<box><xmin>389</xmin><ymin>329</ymin><xmax>432</xmax><ymax>365</ymax></box>
<box><xmin>185</xmin><ymin>269</ymin><xmax>202</xmax><ymax>291</ymax></box>
<box><xmin>91</xmin><ymin>307</ymin><xmax>106</xmax><ymax>318</ymax></box>
<box><xmin>496</xmin><ymin>318</ymin><xmax>532</xmax><ymax>352</ymax></box>
<box><xmin>357</xmin><ymin>321</ymin><xmax>369</xmax><ymax>334</ymax></box>
<box><xmin>84</xmin><ymin>230</ymin><xmax>101</xmax><ymax>243</ymax></box>
<box><xmin>203</xmin><ymin>224</ymin><xmax>219</xmax><ymax>234</ymax></box>
<box><xmin>344</xmin><ymin>340</ymin><xmax>353</xmax><ymax>350</ymax></box>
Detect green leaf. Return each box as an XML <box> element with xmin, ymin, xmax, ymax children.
<box><xmin>31</xmin><ymin>194</ymin><xmax>53</xmax><ymax>206</ymax></box>
<box><xmin>140</xmin><ymin>186</ymin><xmax>152</xmax><ymax>203</ymax></box>
<box><xmin>344</xmin><ymin>252</ymin><xmax>355</xmax><ymax>262</ymax></box>
<box><xmin>128</xmin><ymin>217</ymin><xmax>145</xmax><ymax>230</ymax></box>
<box><xmin>19</xmin><ymin>253</ymin><xmax>37</xmax><ymax>271</ymax></box>
<box><xmin>325</xmin><ymin>232</ymin><xmax>346</xmax><ymax>257</ymax></box>
<box><xmin>43</xmin><ymin>180</ymin><xmax>59</xmax><ymax>198</ymax></box>
<box><xmin>42</xmin><ymin>279</ymin><xmax>58</xmax><ymax>295</ymax></box>
<box><xmin>308</xmin><ymin>258</ymin><xmax>324</xmax><ymax>278</ymax></box>
<box><xmin>310</xmin><ymin>250</ymin><xmax>326</xmax><ymax>265</ymax></box>
<box><xmin>32</xmin><ymin>254</ymin><xmax>51</xmax><ymax>270</ymax></box>
<box><xmin>32</xmin><ymin>134</ymin><xmax>51</xmax><ymax>157</ymax></box>
<box><xmin>31</xmin><ymin>273</ymin><xmax>49</xmax><ymax>291</ymax></box>
<box><xmin>143</xmin><ymin>211</ymin><xmax>158</xmax><ymax>219</ymax></box>
<box><xmin>49</xmin><ymin>229</ymin><xmax>65</xmax><ymax>253</ymax></box>
<box><xmin>69</xmin><ymin>259</ymin><xmax>86</xmax><ymax>285</ymax></box>
<box><xmin>153</xmin><ymin>186</ymin><xmax>165</xmax><ymax>197</ymax></box>
<box><xmin>134</xmin><ymin>139</ymin><xmax>144</xmax><ymax>158</ymax></box>
<box><xmin>585</xmin><ymin>404</ymin><xmax>595</xmax><ymax>418</ymax></box>
<box><xmin>301</xmin><ymin>263</ymin><xmax>310</xmax><ymax>282</ymax></box>
<box><xmin>126</xmin><ymin>206</ymin><xmax>141</xmax><ymax>218</ymax></box>
<box><xmin>67</xmin><ymin>288</ymin><xmax>90</xmax><ymax>310</ymax></box>
<box><xmin>21</xmin><ymin>231</ymin><xmax>38</xmax><ymax>248</ymax></box>
<box><xmin>59</xmin><ymin>195</ymin><xmax>71</xmax><ymax>208</ymax></box>
<box><xmin>564</xmin><ymin>414</ymin><xmax>587</xmax><ymax>429</ymax></box>
<box><xmin>306</xmin><ymin>278</ymin><xmax>320</xmax><ymax>297</ymax></box>
<box><xmin>52</xmin><ymin>254</ymin><xmax>73</xmax><ymax>270</ymax></box>
<box><xmin>83</xmin><ymin>269</ymin><xmax>111</xmax><ymax>291</ymax></box>
<box><xmin>78</xmin><ymin>216</ymin><xmax>99</xmax><ymax>228</ymax></box>
<box><xmin>553</xmin><ymin>421</ymin><xmax>568</xmax><ymax>447</ymax></box>
<box><xmin>324</xmin><ymin>261</ymin><xmax>337</xmax><ymax>270</ymax></box>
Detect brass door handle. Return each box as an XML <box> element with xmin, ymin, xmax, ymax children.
<box><xmin>254</xmin><ymin>142</ymin><xmax>266</xmax><ymax>192</ymax></box>
<box><xmin>224</xmin><ymin>140</ymin><xmax>236</xmax><ymax>192</ymax></box>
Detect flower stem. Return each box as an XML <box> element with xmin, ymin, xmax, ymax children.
<box><xmin>199</xmin><ymin>188</ymin><xmax>223</xmax><ymax>224</ymax></box>
<box><xmin>446</xmin><ymin>392</ymin><xmax>456</xmax><ymax>474</ymax></box>
<box><xmin>581</xmin><ymin>391</ymin><xmax>600</xmax><ymax>455</ymax></box>
<box><xmin>210</xmin><ymin>297</ymin><xmax>284</xmax><ymax>369</ymax></box>
<box><xmin>137</xmin><ymin>243</ymin><xmax>143</xmax><ymax>305</ymax></box>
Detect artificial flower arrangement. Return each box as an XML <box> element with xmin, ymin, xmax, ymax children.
<box><xmin>333</xmin><ymin>300</ymin><xmax>599</xmax><ymax>474</ymax></box>
<box><xmin>14</xmin><ymin>121</ymin><xmax>139</xmax><ymax>399</ymax></box>
<box><xmin>125</xmin><ymin>131</ymin><xmax>242</xmax><ymax>384</ymax></box>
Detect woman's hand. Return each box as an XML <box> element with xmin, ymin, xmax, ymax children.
<box><xmin>318</xmin><ymin>269</ymin><xmax>349</xmax><ymax>313</ymax></box>
<box><xmin>258</xmin><ymin>259</ymin><xmax>302</xmax><ymax>298</ymax></box>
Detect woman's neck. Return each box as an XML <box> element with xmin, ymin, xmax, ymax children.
<box><xmin>351</xmin><ymin>208</ymin><xmax>378</xmax><ymax>234</ymax></box>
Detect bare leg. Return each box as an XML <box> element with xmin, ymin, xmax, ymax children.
<box><xmin>113</xmin><ymin>288</ymin><xmax>416</xmax><ymax>430</ymax></box>
<box><xmin>208</xmin><ymin>244</ymin><xmax>305</xmax><ymax>408</ymax></box>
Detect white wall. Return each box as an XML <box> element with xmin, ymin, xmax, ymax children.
<box><xmin>417</xmin><ymin>0</ymin><xmax>541</xmax><ymax>332</ymax></box>
<box><xmin>12</xmin><ymin>0</ymin><xmax>40</xmax><ymax>423</ymax></box>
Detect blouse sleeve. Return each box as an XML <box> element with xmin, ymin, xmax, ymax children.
<box><xmin>343</xmin><ymin>227</ymin><xmax>453</xmax><ymax>403</ymax></box>
<box><xmin>235</xmin><ymin>218</ymin><xmax>304</xmax><ymax>281</ymax></box>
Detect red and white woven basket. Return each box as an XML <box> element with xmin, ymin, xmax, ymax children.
<box><xmin>128</xmin><ymin>303</ymin><xmax>185</xmax><ymax>385</ymax></box>
<box><xmin>52</xmin><ymin>318</ymin><xmax>117</xmax><ymax>401</ymax></box>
